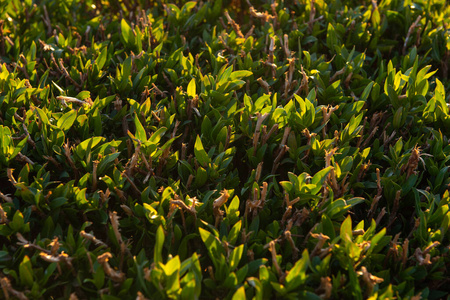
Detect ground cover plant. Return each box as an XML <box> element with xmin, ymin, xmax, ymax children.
<box><xmin>1</xmin><ymin>0</ymin><xmax>450</xmax><ymax>298</ymax></box>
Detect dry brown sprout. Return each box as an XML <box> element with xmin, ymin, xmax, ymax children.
<box><xmin>423</xmin><ymin>241</ymin><xmax>440</xmax><ymax>256</ymax></box>
<box><xmin>58</xmin><ymin>59</ymin><xmax>82</xmax><ymax>89</ymax></box>
<box><xmin>120</xmin><ymin>204</ymin><xmax>133</xmax><ymax>216</ymax></box>
<box><xmin>170</xmin><ymin>196</ymin><xmax>198</xmax><ymax>225</ymax></box>
<box><xmin>403</xmin><ymin>16</ymin><xmax>422</xmax><ymax>54</ymax></box>
<box><xmin>0</xmin><ymin>190</ymin><xmax>13</xmax><ymax>203</ymax></box>
<box><xmin>352</xmin><ymin>229</ymin><xmax>365</xmax><ymax>236</ymax></box>
<box><xmin>302</xmin><ymin>128</ymin><xmax>316</xmax><ymax>160</ymax></box>
<box><xmin>122</xmin><ymin>171</ymin><xmax>142</xmax><ymax>198</ymax></box>
<box><xmin>0</xmin><ymin>204</ymin><xmax>7</xmax><ymax>224</ymax></box>
<box><xmin>290</xmin><ymin>207</ymin><xmax>310</xmax><ymax>230</ymax></box>
<box><xmin>384</xmin><ymin>233</ymin><xmax>401</xmax><ymax>266</ymax></box>
<box><xmin>382</xmin><ymin>126</ymin><xmax>396</xmax><ymax>150</ymax></box>
<box><xmin>224</xmin><ymin>125</ymin><xmax>232</xmax><ymax>150</ymax></box>
<box><xmin>15</xmin><ymin>234</ymin><xmax>75</xmax><ymax>276</ymax></box>
<box><xmin>136</xmin><ymin>291</ymin><xmax>150</xmax><ymax>300</ymax></box>
<box><xmin>1</xmin><ymin>276</ymin><xmax>28</xmax><ymax>300</ymax></box>
<box><xmin>279</xmin><ymin>126</ymin><xmax>291</xmax><ymax>149</ymax></box>
<box><xmin>69</xmin><ymin>293</ymin><xmax>79</xmax><ymax>300</ymax></box>
<box><xmin>213</xmin><ymin>189</ymin><xmax>230</xmax><ymax>227</ymax></box>
<box><xmin>283</xmin><ymin>34</ymin><xmax>291</xmax><ymax>59</ymax></box>
<box><xmin>7</xmin><ymin>169</ymin><xmax>17</xmax><ymax>185</ymax></box>
<box><xmin>324</xmin><ymin>148</ymin><xmax>348</xmax><ymax>196</ymax></box>
<box><xmin>97</xmin><ymin>252</ymin><xmax>125</xmax><ymax>283</ymax></box>
<box><xmin>241</xmin><ymin>228</ymin><xmax>253</xmax><ymax>244</ymax></box>
<box><xmin>272</xmin><ymin>145</ymin><xmax>289</xmax><ymax>174</ymax></box>
<box><xmin>357</xmin><ymin>266</ymin><xmax>384</xmax><ymax>296</ymax></box>
<box><xmin>247</xmin><ymin>249</ymin><xmax>255</xmax><ymax>261</ymax></box>
<box><xmin>344</xmin><ymin>72</ymin><xmax>353</xmax><ymax>89</ymax></box>
<box><xmin>63</xmin><ymin>141</ymin><xmax>80</xmax><ymax>179</ymax></box>
<box><xmin>261</xmin><ymin>124</ymin><xmax>279</xmax><ymax>147</ymax></box>
<box><xmin>15</xmin><ymin>152</ymin><xmax>34</xmax><ymax>165</ymax></box>
<box><xmin>99</xmin><ymin>188</ymin><xmax>111</xmax><ymax>207</ymax></box>
<box><xmin>315</xmin><ymin>276</ymin><xmax>332</xmax><ymax>299</ymax></box>
<box><xmin>401</xmin><ymin>145</ymin><xmax>421</xmax><ymax>179</ymax></box>
<box><xmin>321</xmin><ymin>105</ymin><xmax>339</xmax><ymax>139</ymax></box>
<box><xmin>255</xmin><ymin>161</ymin><xmax>264</xmax><ymax>182</ymax></box>
<box><xmin>268</xmin><ymin>241</ymin><xmax>282</xmax><ymax>279</ymax></box>
<box><xmin>375</xmin><ymin>207</ymin><xmax>386</xmax><ymax>226</ymax></box>
<box><xmin>329</xmin><ymin>66</ymin><xmax>346</xmax><ymax>83</ymax></box>
<box><xmin>284</xmin><ymin>230</ymin><xmax>299</xmax><ymax>261</ymax></box>
<box><xmin>387</xmin><ymin>190</ymin><xmax>401</xmax><ymax>230</ymax></box>
<box><xmin>223</xmin><ymin>11</ymin><xmax>244</xmax><ymax>39</ymax></box>
<box><xmin>186</xmin><ymin>174</ymin><xmax>194</xmax><ymax>190</ymax></box>
<box><xmin>367</xmin><ymin>168</ymin><xmax>382</xmax><ymax>220</ymax></box>
<box><xmin>283</xmin><ymin>58</ymin><xmax>297</xmax><ymax>98</ymax></box>
<box><xmin>411</xmin><ymin>292</ymin><xmax>422</xmax><ymax>300</ymax></box>
<box><xmin>281</xmin><ymin>193</ymin><xmax>300</xmax><ymax>227</ymax></box>
<box><xmin>257</xmin><ymin>77</ymin><xmax>271</xmax><ymax>94</ymax></box>
<box><xmin>207</xmin><ymin>265</ymin><xmax>215</xmax><ymax>281</ymax></box>
<box><xmin>310</xmin><ymin>233</ymin><xmax>330</xmax><ymax>258</ymax></box>
<box><xmin>401</xmin><ymin>239</ymin><xmax>409</xmax><ymax>268</ymax></box>
<box><xmin>266</xmin><ymin>36</ymin><xmax>276</xmax><ymax>78</ymax></box>
<box><xmin>288</xmin><ymin>65</ymin><xmax>309</xmax><ymax>100</ymax></box>
<box><xmin>245</xmin><ymin>182</ymin><xmax>268</xmax><ymax>219</ymax></box>
<box><xmin>80</xmin><ymin>230</ymin><xmax>108</xmax><ymax>248</ymax></box>
<box><xmin>361</xmin><ymin>125</ymin><xmax>379</xmax><ymax>149</ymax></box>
<box><xmin>43</xmin><ymin>155</ymin><xmax>62</xmax><ymax>170</ymax></box>
<box><xmin>252</xmin><ymin>112</ymin><xmax>270</xmax><ymax>154</ymax></box>
<box><xmin>126</xmin><ymin>140</ymin><xmax>140</xmax><ymax>176</ymax></box>
<box><xmin>246</xmin><ymin>0</ymin><xmax>274</xmax><ymax>23</ymax></box>
<box><xmin>92</xmin><ymin>160</ymin><xmax>99</xmax><ymax>191</ymax></box>
<box><xmin>109</xmin><ymin>211</ymin><xmax>129</xmax><ymax>265</ymax></box>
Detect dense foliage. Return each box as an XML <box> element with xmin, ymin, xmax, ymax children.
<box><xmin>1</xmin><ymin>0</ymin><xmax>450</xmax><ymax>299</ymax></box>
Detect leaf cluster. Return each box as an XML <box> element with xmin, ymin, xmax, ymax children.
<box><xmin>1</xmin><ymin>0</ymin><xmax>450</xmax><ymax>299</ymax></box>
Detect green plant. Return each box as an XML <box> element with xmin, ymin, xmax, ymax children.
<box><xmin>1</xmin><ymin>0</ymin><xmax>450</xmax><ymax>299</ymax></box>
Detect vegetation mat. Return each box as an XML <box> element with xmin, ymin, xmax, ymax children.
<box><xmin>1</xmin><ymin>0</ymin><xmax>450</xmax><ymax>299</ymax></box>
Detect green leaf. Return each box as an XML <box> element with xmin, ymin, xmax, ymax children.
<box><xmin>326</xmin><ymin>23</ymin><xmax>338</xmax><ymax>53</ymax></box>
<box><xmin>121</xmin><ymin>57</ymin><xmax>132</xmax><ymax>86</ymax></box>
<box><xmin>93</xmin><ymin>265</ymin><xmax>105</xmax><ymax>289</ymax></box>
<box><xmin>187</xmin><ymin>78</ymin><xmax>196</xmax><ymax>98</ymax></box>
<box><xmin>148</xmin><ymin>127</ymin><xmax>167</xmax><ymax>144</ymax></box>
<box><xmin>228</xmin><ymin>220</ymin><xmax>242</xmax><ymax>245</ymax></box>
<box><xmin>285</xmin><ymin>250</ymin><xmax>309</xmax><ymax>290</ymax></box>
<box><xmin>97</xmin><ymin>152</ymin><xmax>121</xmax><ymax>175</ymax></box>
<box><xmin>121</xmin><ymin>19</ymin><xmax>133</xmax><ymax>44</ymax></box>
<box><xmin>10</xmin><ymin>210</ymin><xmax>25</xmax><ymax>232</ymax></box>
<box><xmin>19</xmin><ymin>256</ymin><xmax>34</xmax><ymax>287</ymax></box>
<box><xmin>231</xmin><ymin>286</ymin><xmax>246</xmax><ymax>300</ymax></box>
<box><xmin>360</xmin><ymin>81</ymin><xmax>374</xmax><ymax>101</ymax></box>
<box><xmin>194</xmin><ymin>135</ymin><xmax>211</xmax><ymax>167</ymax></box>
<box><xmin>161</xmin><ymin>255</ymin><xmax>181</xmax><ymax>295</ymax></box>
<box><xmin>155</xmin><ymin>225</ymin><xmax>164</xmax><ymax>264</ymax></box>
<box><xmin>217</xmin><ymin>65</ymin><xmax>233</xmax><ymax>87</ymax></box>
<box><xmin>10</xmin><ymin>136</ymin><xmax>28</xmax><ymax>162</ymax></box>
<box><xmin>230</xmin><ymin>70</ymin><xmax>252</xmax><ymax>80</ymax></box>
<box><xmin>340</xmin><ymin>215</ymin><xmax>353</xmax><ymax>244</ymax></box>
<box><xmin>199</xmin><ymin>227</ymin><xmax>225</xmax><ymax>268</ymax></box>
<box><xmin>310</xmin><ymin>166</ymin><xmax>332</xmax><ymax>194</ymax></box>
<box><xmin>134</xmin><ymin>114</ymin><xmax>147</xmax><ymax>142</ymax></box>
<box><xmin>57</xmin><ymin>109</ymin><xmax>77</xmax><ymax>131</ymax></box>
<box><xmin>76</xmin><ymin>91</ymin><xmax>91</xmax><ymax>100</ymax></box>
<box><xmin>34</xmin><ymin>107</ymin><xmax>49</xmax><ymax>125</ymax></box>
<box><xmin>229</xmin><ymin>244</ymin><xmax>244</xmax><ymax>271</ymax></box>
<box><xmin>194</xmin><ymin>166</ymin><xmax>208</xmax><ymax>187</ymax></box>
<box><xmin>97</xmin><ymin>47</ymin><xmax>108</xmax><ymax>69</ymax></box>
<box><xmin>52</xmin><ymin>81</ymin><xmax>66</xmax><ymax>95</ymax></box>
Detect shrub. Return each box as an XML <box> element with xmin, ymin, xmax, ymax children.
<box><xmin>1</xmin><ymin>0</ymin><xmax>450</xmax><ymax>299</ymax></box>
